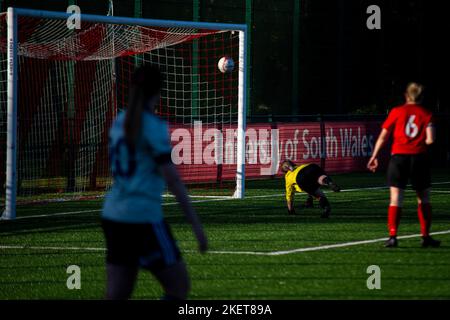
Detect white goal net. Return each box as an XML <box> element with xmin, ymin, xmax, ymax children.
<box><xmin>0</xmin><ymin>8</ymin><xmax>247</xmax><ymax>219</ymax></box>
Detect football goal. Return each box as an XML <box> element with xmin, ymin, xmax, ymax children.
<box><xmin>0</xmin><ymin>7</ymin><xmax>247</xmax><ymax>219</ymax></box>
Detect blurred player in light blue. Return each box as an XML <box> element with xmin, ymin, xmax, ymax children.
<box><xmin>102</xmin><ymin>65</ymin><xmax>207</xmax><ymax>300</ymax></box>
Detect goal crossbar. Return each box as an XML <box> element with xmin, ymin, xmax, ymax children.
<box><xmin>12</xmin><ymin>8</ymin><xmax>248</xmax><ymax>31</ymax></box>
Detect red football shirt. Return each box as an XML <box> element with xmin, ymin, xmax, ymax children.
<box><xmin>382</xmin><ymin>103</ymin><xmax>433</xmax><ymax>155</ymax></box>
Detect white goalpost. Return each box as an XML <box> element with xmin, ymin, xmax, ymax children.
<box><xmin>4</xmin><ymin>8</ymin><xmax>18</xmax><ymax>220</ymax></box>
<box><xmin>0</xmin><ymin>7</ymin><xmax>247</xmax><ymax>220</ymax></box>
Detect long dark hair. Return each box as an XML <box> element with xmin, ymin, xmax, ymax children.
<box><xmin>124</xmin><ymin>64</ymin><xmax>162</xmax><ymax>149</ymax></box>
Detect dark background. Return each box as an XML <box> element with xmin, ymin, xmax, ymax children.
<box><xmin>3</xmin><ymin>0</ymin><xmax>449</xmax><ymax>117</ymax></box>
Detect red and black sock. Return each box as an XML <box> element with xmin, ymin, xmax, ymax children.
<box><xmin>418</xmin><ymin>203</ymin><xmax>432</xmax><ymax>237</ymax></box>
<box><xmin>388</xmin><ymin>205</ymin><xmax>402</xmax><ymax>237</ymax></box>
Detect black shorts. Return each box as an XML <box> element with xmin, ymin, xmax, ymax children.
<box><xmin>101</xmin><ymin>218</ymin><xmax>181</xmax><ymax>273</ymax></box>
<box><xmin>296</xmin><ymin>163</ymin><xmax>325</xmax><ymax>195</ymax></box>
<box><xmin>387</xmin><ymin>153</ymin><xmax>431</xmax><ymax>191</ymax></box>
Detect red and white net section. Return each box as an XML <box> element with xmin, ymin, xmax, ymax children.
<box><xmin>0</xmin><ymin>14</ymin><xmax>240</xmax><ymax>201</ymax></box>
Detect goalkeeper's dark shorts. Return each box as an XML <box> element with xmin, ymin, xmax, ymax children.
<box><xmin>296</xmin><ymin>163</ymin><xmax>325</xmax><ymax>195</ymax></box>
<box><xmin>387</xmin><ymin>153</ymin><xmax>431</xmax><ymax>191</ymax></box>
<box><xmin>101</xmin><ymin>218</ymin><xmax>181</xmax><ymax>273</ymax></box>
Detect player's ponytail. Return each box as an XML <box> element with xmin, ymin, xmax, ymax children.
<box><xmin>124</xmin><ymin>65</ymin><xmax>162</xmax><ymax>149</ymax></box>
<box><xmin>405</xmin><ymin>82</ymin><xmax>424</xmax><ymax>104</ymax></box>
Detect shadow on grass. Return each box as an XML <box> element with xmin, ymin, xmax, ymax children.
<box><xmin>1</xmin><ymin>169</ymin><xmax>448</xmax><ymax>237</ymax></box>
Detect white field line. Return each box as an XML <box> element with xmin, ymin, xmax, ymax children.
<box><xmin>8</xmin><ymin>181</ymin><xmax>450</xmax><ymax>221</ymax></box>
<box><xmin>13</xmin><ymin>209</ymin><xmax>101</xmax><ymax>220</ymax></box>
<box><xmin>13</xmin><ymin>198</ymin><xmax>238</xmax><ymax>220</ymax></box>
<box><xmin>163</xmin><ymin>194</ymin><xmax>233</xmax><ymax>199</ymax></box>
<box><xmin>0</xmin><ymin>245</ymin><xmax>105</xmax><ymax>252</ymax></box>
<box><xmin>206</xmin><ymin>229</ymin><xmax>450</xmax><ymax>256</ymax></box>
<box><xmin>1</xmin><ymin>229</ymin><xmax>449</xmax><ymax>256</ymax></box>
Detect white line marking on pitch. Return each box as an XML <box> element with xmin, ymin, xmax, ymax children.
<box><xmin>0</xmin><ymin>245</ymin><xmax>105</xmax><ymax>251</ymax></box>
<box><xmin>7</xmin><ymin>181</ymin><xmax>450</xmax><ymax>220</ymax></box>
<box><xmin>164</xmin><ymin>194</ymin><xmax>233</xmax><ymax>199</ymax></box>
<box><xmin>1</xmin><ymin>229</ymin><xmax>449</xmax><ymax>256</ymax></box>
<box><xmin>207</xmin><ymin>229</ymin><xmax>450</xmax><ymax>256</ymax></box>
<box><xmin>13</xmin><ymin>209</ymin><xmax>101</xmax><ymax>220</ymax></box>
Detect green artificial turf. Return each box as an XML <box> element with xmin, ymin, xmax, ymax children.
<box><xmin>1</xmin><ymin>171</ymin><xmax>449</xmax><ymax>299</ymax></box>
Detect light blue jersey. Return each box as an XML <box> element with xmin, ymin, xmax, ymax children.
<box><xmin>102</xmin><ymin>111</ymin><xmax>172</xmax><ymax>224</ymax></box>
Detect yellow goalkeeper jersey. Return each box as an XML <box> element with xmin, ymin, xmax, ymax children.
<box><xmin>285</xmin><ymin>163</ymin><xmax>311</xmax><ymax>201</ymax></box>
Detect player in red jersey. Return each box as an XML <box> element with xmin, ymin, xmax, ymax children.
<box><xmin>367</xmin><ymin>82</ymin><xmax>440</xmax><ymax>248</ymax></box>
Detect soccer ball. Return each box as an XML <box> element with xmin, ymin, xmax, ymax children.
<box><xmin>218</xmin><ymin>56</ymin><xmax>234</xmax><ymax>73</ymax></box>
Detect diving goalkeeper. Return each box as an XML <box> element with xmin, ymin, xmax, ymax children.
<box><xmin>281</xmin><ymin>160</ymin><xmax>341</xmax><ymax>218</ymax></box>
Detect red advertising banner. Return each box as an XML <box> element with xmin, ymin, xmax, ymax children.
<box><xmin>169</xmin><ymin>120</ymin><xmax>385</xmax><ymax>183</ymax></box>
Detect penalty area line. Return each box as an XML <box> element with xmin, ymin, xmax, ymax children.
<box><xmin>1</xmin><ymin>229</ymin><xmax>449</xmax><ymax>256</ymax></box>
<box><xmin>195</xmin><ymin>229</ymin><xmax>450</xmax><ymax>256</ymax></box>
<box><xmin>8</xmin><ymin>181</ymin><xmax>450</xmax><ymax>220</ymax></box>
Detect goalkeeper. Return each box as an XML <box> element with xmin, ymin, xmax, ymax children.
<box><xmin>281</xmin><ymin>160</ymin><xmax>341</xmax><ymax>218</ymax></box>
